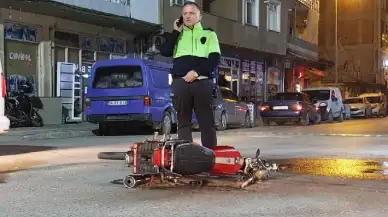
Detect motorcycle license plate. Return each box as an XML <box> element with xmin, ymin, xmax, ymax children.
<box><xmin>273</xmin><ymin>106</ymin><xmax>288</xmax><ymax>110</ymax></box>
<box><xmin>107</xmin><ymin>100</ymin><xmax>128</xmax><ymax>106</ymax></box>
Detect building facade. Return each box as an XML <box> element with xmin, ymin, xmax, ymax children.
<box><xmin>0</xmin><ymin>0</ymin><xmax>161</xmax><ymax>124</ymax></box>
<box><xmin>319</xmin><ymin>0</ymin><xmax>387</xmax><ymax>97</ymax></box>
<box><xmin>284</xmin><ymin>0</ymin><xmax>324</xmax><ymax>92</ymax></box>
<box><xmin>160</xmin><ymin>0</ymin><xmax>298</xmax><ymax>104</ymax></box>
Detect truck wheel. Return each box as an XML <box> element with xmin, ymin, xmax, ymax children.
<box><xmin>98</xmin><ymin>123</ymin><xmax>110</xmax><ymax>136</ymax></box>
<box><xmin>97</xmin><ymin>152</ymin><xmax>126</xmax><ymax>160</ymax></box>
<box><xmin>160</xmin><ymin>111</ymin><xmax>172</xmax><ymax>136</ymax></box>
<box><xmin>327</xmin><ymin>110</ymin><xmax>334</xmax><ymax>123</ymax></box>
<box><xmin>299</xmin><ymin>112</ymin><xmax>309</xmax><ymax>126</ymax></box>
<box><xmin>335</xmin><ymin>109</ymin><xmax>344</xmax><ymax>122</ymax></box>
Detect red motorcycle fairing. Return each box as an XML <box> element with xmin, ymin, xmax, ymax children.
<box><xmin>152</xmin><ymin>144</ymin><xmax>243</xmax><ymax>176</ymax></box>
<box><xmin>210</xmin><ymin>146</ymin><xmax>243</xmax><ymax>175</ymax></box>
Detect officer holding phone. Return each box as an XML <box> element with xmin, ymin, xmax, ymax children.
<box><xmin>160</xmin><ymin>1</ymin><xmax>221</xmax><ymax>148</ymax></box>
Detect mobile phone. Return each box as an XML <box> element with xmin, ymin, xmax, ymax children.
<box><xmin>176</xmin><ymin>16</ymin><xmax>183</xmax><ymax>27</ymax></box>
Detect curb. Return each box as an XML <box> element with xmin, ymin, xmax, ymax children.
<box><xmin>0</xmin><ymin>130</ymin><xmax>95</xmax><ymax>142</ymax></box>
<box><xmin>21</xmin><ymin>130</ymin><xmax>95</xmax><ymax>140</ymax></box>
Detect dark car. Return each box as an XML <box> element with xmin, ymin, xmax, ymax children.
<box><xmin>259</xmin><ymin>92</ymin><xmax>318</xmax><ymax>126</ymax></box>
<box><xmin>214</xmin><ymin>87</ymin><xmax>251</xmax><ymax>130</ymax></box>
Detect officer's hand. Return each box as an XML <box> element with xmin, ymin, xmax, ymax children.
<box><xmin>174</xmin><ymin>19</ymin><xmax>183</xmax><ymax>32</ymax></box>
<box><xmin>183</xmin><ymin>70</ymin><xmax>198</xmax><ymax>82</ymax></box>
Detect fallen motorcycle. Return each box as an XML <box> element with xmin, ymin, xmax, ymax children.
<box><xmin>102</xmin><ymin>133</ymin><xmax>280</xmax><ymax>189</ymax></box>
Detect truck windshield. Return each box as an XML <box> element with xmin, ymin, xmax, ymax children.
<box><xmin>92</xmin><ymin>65</ymin><xmax>143</xmax><ymax>89</ymax></box>
<box><xmin>302</xmin><ymin>90</ymin><xmax>331</xmax><ymax>100</ymax></box>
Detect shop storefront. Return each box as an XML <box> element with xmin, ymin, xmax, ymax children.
<box><xmin>54</xmin><ymin>30</ymin><xmax>127</xmax><ymax>122</ymax></box>
<box><xmin>266</xmin><ymin>65</ymin><xmax>282</xmax><ymax>98</ymax></box>
<box><xmin>4</xmin><ymin>22</ymin><xmax>39</xmax><ymax>96</ymax></box>
<box><xmin>285</xmin><ymin>65</ymin><xmax>324</xmax><ymax>92</ymax></box>
<box><xmin>217</xmin><ymin>56</ymin><xmax>265</xmax><ymax>104</ymax></box>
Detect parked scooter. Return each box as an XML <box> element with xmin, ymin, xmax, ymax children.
<box><xmin>5</xmin><ymin>84</ymin><xmax>43</xmax><ymax>128</ymax></box>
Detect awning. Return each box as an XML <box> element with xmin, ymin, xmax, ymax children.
<box><xmin>294</xmin><ymin>66</ymin><xmax>325</xmax><ymax>77</ymax></box>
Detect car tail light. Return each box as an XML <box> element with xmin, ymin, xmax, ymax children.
<box><xmin>259</xmin><ymin>105</ymin><xmax>269</xmax><ymax>111</ymax></box>
<box><xmin>1</xmin><ymin>72</ymin><xmax>6</xmax><ymax>98</ymax></box>
<box><xmin>291</xmin><ymin>104</ymin><xmax>303</xmax><ymax>111</ymax></box>
<box><xmin>144</xmin><ymin>96</ymin><xmax>150</xmax><ymax>106</ymax></box>
<box><xmin>85</xmin><ymin>98</ymin><xmax>91</xmax><ymax>109</ymax></box>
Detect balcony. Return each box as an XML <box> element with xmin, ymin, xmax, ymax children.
<box><xmin>51</xmin><ymin>0</ymin><xmax>160</xmax><ymax>24</ymax></box>
<box><xmin>287</xmin><ymin>35</ymin><xmax>319</xmax><ymax>60</ymax></box>
<box><xmin>287</xmin><ymin>0</ymin><xmax>319</xmax><ymax>60</ymax></box>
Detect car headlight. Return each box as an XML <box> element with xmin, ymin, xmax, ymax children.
<box><xmin>371</xmin><ymin>105</ymin><xmax>377</xmax><ymax>109</ymax></box>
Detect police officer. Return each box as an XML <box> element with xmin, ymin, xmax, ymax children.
<box><xmin>160</xmin><ymin>1</ymin><xmax>221</xmax><ymax>148</ymax></box>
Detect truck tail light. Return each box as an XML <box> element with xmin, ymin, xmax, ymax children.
<box><xmin>1</xmin><ymin>72</ymin><xmax>6</xmax><ymax>98</ymax></box>
<box><xmin>144</xmin><ymin>96</ymin><xmax>150</xmax><ymax>106</ymax></box>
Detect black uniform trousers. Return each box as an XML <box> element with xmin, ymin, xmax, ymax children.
<box><xmin>171</xmin><ymin>78</ymin><xmax>217</xmax><ymax>148</ymax></box>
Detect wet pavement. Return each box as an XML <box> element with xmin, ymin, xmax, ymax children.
<box><xmin>2</xmin><ymin>132</ymin><xmax>388</xmax><ymax>216</ymax></box>
<box><xmin>277</xmin><ymin>158</ymin><xmax>388</xmax><ymax>180</ymax></box>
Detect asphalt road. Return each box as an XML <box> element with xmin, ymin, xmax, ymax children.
<box><xmin>1</xmin><ymin>119</ymin><xmax>388</xmax><ymax>217</ymax></box>
<box><xmin>254</xmin><ymin>116</ymin><xmax>388</xmax><ymax>136</ymax></box>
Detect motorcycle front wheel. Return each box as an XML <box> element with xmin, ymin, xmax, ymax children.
<box><xmin>31</xmin><ymin>110</ymin><xmax>43</xmax><ymax>127</ymax></box>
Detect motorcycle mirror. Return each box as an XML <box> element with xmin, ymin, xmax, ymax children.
<box><xmin>256</xmin><ymin>148</ymin><xmax>260</xmax><ymax>158</ymax></box>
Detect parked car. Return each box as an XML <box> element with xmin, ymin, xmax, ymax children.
<box><xmin>359</xmin><ymin>93</ymin><xmax>387</xmax><ymax>117</ymax></box>
<box><xmin>85</xmin><ymin>58</ymin><xmax>198</xmax><ymax>136</ymax></box>
<box><xmin>259</xmin><ymin>92</ymin><xmax>318</xmax><ymax>126</ymax></box>
<box><xmin>213</xmin><ymin>86</ymin><xmax>251</xmax><ymax>131</ymax></box>
<box><xmin>343</xmin><ymin>97</ymin><xmax>372</xmax><ymax>118</ymax></box>
<box><xmin>0</xmin><ymin>62</ymin><xmax>10</xmax><ymax>134</ymax></box>
<box><xmin>302</xmin><ymin>87</ymin><xmax>344</xmax><ymax>122</ymax></box>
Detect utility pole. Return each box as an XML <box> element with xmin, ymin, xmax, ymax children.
<box><xmin>335</xmin><ymin>0</ymin><xmax>338</xmax><ymax>84</ymax></box>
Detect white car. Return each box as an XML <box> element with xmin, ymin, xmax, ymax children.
<box><xmin>343</xmin><ymin>97</ymin><xmax>372</xmax><ymax>118</ymax></box>
<box><xmin>302</xmin><ymin>87</ymin><xmax>345</xmax><ymax>122</ymax></box>
<box><xmin>0</xmin><ymin>62</ymin><xmax>10</xmax><ymax>134</ymax></box>
<box><xmin>359</xmin><ymin>93</ymin><xmax>387</xmax><ymax>117</ymax></box>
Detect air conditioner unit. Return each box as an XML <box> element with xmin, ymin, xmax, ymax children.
<box><xmin>148</xmin><ymin>35</ymin><xmax>165</xmax><ymax>53</ymax></box>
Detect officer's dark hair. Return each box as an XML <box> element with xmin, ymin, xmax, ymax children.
<box><xmin>182</xmin><ymin>1</ymin><xmax>201</xmax><ymax>12</ymax></box>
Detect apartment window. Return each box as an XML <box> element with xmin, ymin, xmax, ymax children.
<box><xmin>244</xmin><ymin>0</ymin><xmax>259</xmax><ymax>26</ymax></box>
<box><xmin>267</xmin><ymin>0</ymin><xmax>281</xmax><ymax>32</ymax></box>
<box><xmin>171</xmin><ymin>0</ymin><xmax>195</xmax><ymax>6</ymax></box>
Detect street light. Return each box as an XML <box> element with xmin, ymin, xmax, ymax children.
<box><xmin>335</xmin><ymin>0</ymin><xmax>338</xmax><ymax>84</ymax></box>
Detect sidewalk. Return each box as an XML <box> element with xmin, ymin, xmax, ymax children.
<box><xmin>0</xmin><ymin>123</ymin><xmax>97</xmax><ymax>142</ymax></box>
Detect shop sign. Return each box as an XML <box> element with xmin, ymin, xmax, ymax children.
<box><xmin>220</xmin><ymin>57</ymin><xmax>240</xmax><ymax>69</ymax></box>
<box><xmin>8</xmin><ymin>52</ymin><xmax>32</xmax><ymax>62</ymax></box>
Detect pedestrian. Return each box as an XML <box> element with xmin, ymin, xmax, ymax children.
<box><xmin>160</xmin><ymin>1</ymin><xmax>221</xmax><ymax>148</ymax></box>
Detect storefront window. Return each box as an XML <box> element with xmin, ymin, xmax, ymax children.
<box><xmin>218</xmin><ymin>57</ymin><xmax>240</xmax><ymax>94</ymax></box>
<box><xmin>4</xmin><ymin>23</ymin><xmax>37</xmax><ymax>42</ymax></box>
<box><xmin>97</xmin><ymin>52</ymin><xmax>111</xmax><ymax>61</ymax></box>
<box><xmin>267</xmin><ymin>66</ymin><xmax>281</xmax><ymax>98</ymax></box>
<box><xmin>240</xmin><ymin>60</ymin><xmax>264</xmax><ymax>103</ymax></box>
<box><xmin>5</xmin><ymin>41</ymin><xmax>38</xmax><ymax>96</ymax></box>
<box><xmin>97</xmin><ymin>37</ymin><xmax>125</xmax><ymax>53</ymax></box>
